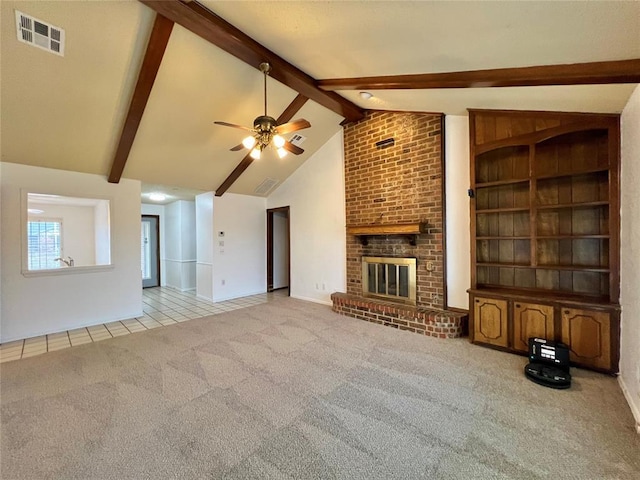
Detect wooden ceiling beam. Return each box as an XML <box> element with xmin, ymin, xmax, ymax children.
<box><xmin>215</xmin><ymin>94</ymin><xmax>309</xmax><ymax>197</ymax></box>
<box><xmin>317</xmin><ymin>59</ymin><xmax>640</xmax><ymax>91</ymax></box>
<box><xmin>108</xmin><ymin>14</ymin><xmax>174</xmax><ymax>183</ymax></box>
<box><xmin>138</xmin><ymin>0</ymin><xmax>364</xmax><ymax>122</ymax></box>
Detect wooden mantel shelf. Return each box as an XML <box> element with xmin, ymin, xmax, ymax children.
<box><xmin>346</xmin><ymin>223</ymin><xmax>427</xmax><ymax>245</ymax></box>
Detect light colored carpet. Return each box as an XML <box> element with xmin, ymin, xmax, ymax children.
<box><xmin>1</xmin><ymin>296</ymin><xmax>639</xmax><ymax>479</ymax></box>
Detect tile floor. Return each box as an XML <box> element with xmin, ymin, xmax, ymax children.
<box><xmin>0</xmin><ymin>287</ymin><xmax>287</xmax><ymax>364</ymax></box>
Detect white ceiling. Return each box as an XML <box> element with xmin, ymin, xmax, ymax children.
<box><xmin>2</xmin><ymin>0</ymin><xmax>638</xmax><ymax>199</ymax></box>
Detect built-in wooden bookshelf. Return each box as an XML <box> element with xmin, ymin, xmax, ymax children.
<box><xmin>468</xmin><ymin>110</ymin><xmax>620</xmax><ymax>373</ymax></box>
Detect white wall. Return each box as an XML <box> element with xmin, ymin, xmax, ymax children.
<box><xmin>0</xmin><ymin>163</ymin><xmax>142</xmax><ymax>342</ymax></box>
<box><xmin>94</xmin><ymin>201</ymin><xmax>111</xmax><ymax>265</ymax></box>
<box><xmin>195</xmin><ymin>192</ymin><xmax>214</xmax><ymax>301</ymax></box>
<box><xmin>212</xmin><ymin>193</ymin><xmax>267</xmax><ymax>301</ymax></box>
<box><xmin>180</xmin><ymin>201</ymin><xmax>197</xmax><ymax>291</ymax></box>
<box><xmin>272</xmin><ymin>211</ymin><xmax>289</xmax><ymax>289</ymax></box>
<box><xmin>165</xmin><ymin>201</ymin><xmax>182</xmax><ymax>289</ymax></box>
<box><xmin>267</xmin><ymin>130</ymin><xmax>346</xmax><ymax>305</ymax></box>
<box><xmin>164</xmin><ymin>200</ymin><xmax>196</xmax><ymax>291</ymax></box>
<box><xmin>445</xmin><ymin>115</ymin><xmax>471</xmax><ymax>309</ymax></box>
<box><xmin>141</xmin><ymin>203</ymin><xmax>166</xmax><ymax>286</ymax></box>
<box><xmin>619</xmin><ymin>84</ymin><xmax>640</xmax><ymax>433</ymax></box>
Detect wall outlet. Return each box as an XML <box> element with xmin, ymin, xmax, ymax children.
<box><xmin>315</xmin><ymin>283</ymin><xmax>319</xmax><ymax>290</ymax></box>
<box><xmin>322</xmin><ymin>283</ymin><xmax>326</xmax><ymax>291</ymax></box>
<box><xmin>426</xmin><ymin>261</ymin><xmax>434</xmax><ymax>272</ymax></box>
<box><xmin>221</xmin><ymin>279</ymin><xmax>225</xmax><ymax>286</ymax></box>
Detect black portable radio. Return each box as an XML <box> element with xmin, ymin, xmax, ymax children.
<box><xmin>524</xmin><ymin>337</ymin><xmax>571</xmax><ymax>389</ymax></box>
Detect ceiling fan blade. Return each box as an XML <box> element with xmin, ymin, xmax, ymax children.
<box><xmin>214</xmin><ymin>121</ymin><xmax>254</xmax><ymax>132</ymax></box>
<box><xmin>283</xmin><ymin>140</ymin><xmax>304</xmax><ymax>155</ymax></box>
<box><xmin>275</xmin><ymin>118</ymin><xmax>311</xmax><ymax>135</ymax></box>
<box><xmin>230</xmin><ymin>143</ymin><xmax>245</xmax><ymax>151</ymax></box>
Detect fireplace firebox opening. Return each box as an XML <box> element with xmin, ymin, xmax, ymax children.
<box><xmin>362</xmin><ymin>256</ymin><xmax>417</xmax><ymax>305</ymax></box>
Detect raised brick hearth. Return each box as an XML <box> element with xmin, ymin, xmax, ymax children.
<box><xmin>331</xmin><ymin>293</ymin><xmax>467</xmax><ymax>338</ymax></box>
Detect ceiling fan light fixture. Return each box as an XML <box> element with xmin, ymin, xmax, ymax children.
<box><xmin>250</xmin><ymin>147</ymin><xmax>261</xmax><ymax>160</ymax></box>
<box><xmin>242</xmin><ymin>135</ymin><xmax>257</xmax><ymax>149</ymax></box>
<box><xmin>273</xmin><ymin>134</ymin><xmax>285</xmax><ymax>148</ymax></box>
<box><xmin>215</xmin><ymin>62</ymin><xmax>310</xmax><ymax>159</ymax></box>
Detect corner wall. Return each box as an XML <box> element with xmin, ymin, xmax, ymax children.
<box><xmin>195</xmin><ymin>192</ymin><xmax>214</xmax><ymax>301</ymax></box>
<box><xmin>0</xmin><ymin>163</ymin><xmax>142</xmax><ymax>342</ymax></box>
<box><xmin>444</xmin><ymin>115</ymin><xmax>471</xmax><ymax>309</ymax></box>
<box><xmin>267</xmin><ymin>130</ymin><xmax>347</xmax><ymax>305</ymax></box>
<box><xmin>211</xmin><ymin>193</ymin><xmax>267</xmax><ymax>301</ymax></box>
<box><xmin>164</xmin><ymin>200</ymin><xmax>196</xmax><ymax>291</ymax></box>
<box><xmin>620</xmin><ymin>84</ymin><xmax>640</xmax><ymax>432</ymax></box>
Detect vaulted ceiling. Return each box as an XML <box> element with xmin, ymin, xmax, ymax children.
<box><xmin>1</xmin><ymin>0</ymin><xmax>639</xmax><ymax>199</ymax></box>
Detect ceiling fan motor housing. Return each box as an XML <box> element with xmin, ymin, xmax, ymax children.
<box><xmin>254</xmin><ymin>115</ymin><xmax>277</xmax><ymax>133</ymax></box>
<box><xmin>253</xmin><ymin>115</ymin><xmax>277</xmax><ymax>148</ymax></box>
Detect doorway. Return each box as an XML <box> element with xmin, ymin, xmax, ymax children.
<box><xmin>141</xmin><ymin>215</ymin><xmax>160</xmax><ymax>288</ymax></box>
<box><xmin>267</xmin><ymin>206</ymin><xmax>290</xmax><ymax>294</ymax></box>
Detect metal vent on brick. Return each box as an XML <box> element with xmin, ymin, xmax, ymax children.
<box><xmin>254</xmin><ymin>178</ymin><xmax>279</xmax><ymax>196</ymax></box>
<box><xmin>15</xmin><ymin>10</ymin><xmax>65</xmax><ymax>56</ymax></box>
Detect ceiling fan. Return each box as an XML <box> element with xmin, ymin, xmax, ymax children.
<box><xmin>214</xmin><ymin>62</ymin><xmax>311</xmax><ymax>160</ymax></box>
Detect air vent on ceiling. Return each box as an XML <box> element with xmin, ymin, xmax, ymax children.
<box><xmin>289</xmin><ymin>134</ymin><xmax>307</xmax><ymax>147</ymax></box>
<box><xmin>15</xmin><ymin>10</ymin><xmax>65</xmax><ymax>56</ymax></box>
<box><xmin>254</xmin><ymin>178</ymin><xmax>279</xmax><ymax>196</ymax></box>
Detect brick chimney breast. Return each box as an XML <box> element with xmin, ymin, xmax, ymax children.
<box><xmin>343</xmin><ymin>111</ymin><xmax>444</xmax><ymax>310</ymax></box>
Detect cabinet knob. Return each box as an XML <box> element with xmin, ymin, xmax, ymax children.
<box><xmin>564</xmin><ymin>310</ymin><xmax>570</xmax><ymax>314</ymax></box>
<box><xmin>475</xmin><ymin>299</ymin><xmax>479</xmax><ymax>303</ymax></box>
<box><xmin>515</xmin><ymin>304</ymin><xmax>521</xmax><ymax>308</ymax></box>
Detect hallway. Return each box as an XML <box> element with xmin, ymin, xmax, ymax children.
<box><xmin>0</xmin><ymin>288</ymin><xmax>286</xmax><ymax>363</ymax></box>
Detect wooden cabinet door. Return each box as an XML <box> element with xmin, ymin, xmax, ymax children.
<box><xmin>513</xmin><ymin>302</ymin><xmax>555</xmax><ymax>353</ymax></box>
<box><xmin>561</xmin><ymin>308</ymin><xmax>611</xmax><ymax>371</ymax></box>
<box><xmin>473</xmin><ymin>297</ymin><xmax>509</xmax><ymax>348</ymax></box>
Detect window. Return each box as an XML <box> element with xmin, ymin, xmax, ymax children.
<box><xmin>27</xmin><ymin>219</ymin><xmax>62</xmax><ymax>269</ymax></box>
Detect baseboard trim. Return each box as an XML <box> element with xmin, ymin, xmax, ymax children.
<box><xmin>290</xmin><ymin>294</ymin><xmax>332</xmax><ymax>306</ymax></box>
<box><xmin>165</xmin><ymin>285</ymin><xmax>196</xmax><ymax>293</ymax></box>
<box><xmin>213</xmin><ymin>289</ymin><xmax>267</xmax><ymax>303</ymax></box>
<box><xmin>618</xmin><ymin>375</ymin><xmax>640</xmax><ymax>434</ymax></box>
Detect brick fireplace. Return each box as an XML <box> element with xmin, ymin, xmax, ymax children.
<box><xmin>331</xmin><ymin>111</ymin><xmax>467</xmax><ymax>338</ymax></box>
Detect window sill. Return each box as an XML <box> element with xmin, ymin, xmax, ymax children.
<box><xmin>22</xmin><ymin>264</ymin><xmax>115</xmax><ymax>277</ymax></box>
